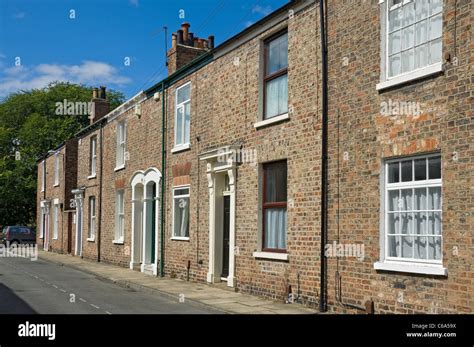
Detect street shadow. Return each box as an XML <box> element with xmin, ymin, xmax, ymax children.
<box><xmin>0</xmin><ymin>283</ymin><xmax>37</xmax><ymax>314</ymax></box>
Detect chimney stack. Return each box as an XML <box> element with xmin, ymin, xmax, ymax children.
<box><xmin>166</xmin><ymin>22</ymin><xmax>214</xmax><ymax>75</ymax></box>
<box><xmin>90</xmin><ymin>86</ymin><xmax>110</xmax><ymax>125</ymax></box>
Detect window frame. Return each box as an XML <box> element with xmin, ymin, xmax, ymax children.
<box><xmin>88</xmin><ymin>196</ymin><xmax>96</xmax><ymax>241</ymax></box>
<box><xmin>171</xmin><ymin>185</ymin><xmax>190</xmax><ymax>240</ymax></box>
<box><xmin>380</xmin><ymin>153</ymin><xmax>444</xmax><ymax>270</ymax></box>
<box><xmin>115</xmin><ymin>121</ymin><xmax>126</xmax><ymax>170</ymax></box>
<box><xmin>173</xmin><ymin>82</ymin><xmax>191</xmax><ymax>152</ymax></box>
<box><xmin>41</xmin><ymin>160</ymin><xmax>46</xmax><ymax>192</ymax></box>
<box><xmin>263</xmin><ymin>30</ymin><xmax>289</xmax><ymax>120</ymax></box>
<box><xmin>53</xmin><ymin>153</ymin><xmax>60</xmax><ymax>187</ymax></box>
<box><xmin>89</xmin><ymin>136</ymin><xmax>97</xmax><ymax>178</ymax></box>
<box><xmin>53</xmin><ymin>203</ymin><xmax>59</xmax><ymax>240</ymax></box>
<box><xmin>377</xmin><ymin>0</ymin><xmax>444</xmax><ymax>90</ymax></box>
<box><xmin>114</xmin><ymin>190</ymin><xmax>125</xmax><ymax>243</ymax></box>
<box><xmin>262</xmin><ymin>160</ymin><xmax>288</xmax><ymax>253</ymax></box>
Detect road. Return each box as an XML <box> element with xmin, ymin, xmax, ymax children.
<box><xmin>0</xmin><ymin>256</ymin><xmax>219</xmax><ymax>314</ymax></box>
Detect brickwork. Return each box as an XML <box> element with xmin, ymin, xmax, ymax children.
<box><xmin>36</xmin><ymin>0</ymin><xmax>473</xmax><ymax>313</ymax></box>
<box><xmin>324</xmin><ymin>0</ymin><xmax>473</xmax><ymax>313</ymax></box>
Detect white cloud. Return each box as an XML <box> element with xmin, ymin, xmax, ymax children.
<box><xmin>129</xmin><ymin>0</ymin><xmax>139</xmax><ymax>7</ymax></box>
<box><xmin>0</xmin><ymin>61</ymin><xmax>131</xmax><ymax>98</ymax></box>
<box><xmin>251</xmin><ymin>4</ymin><xmax>272</xmax><ymax>16</ymax></box>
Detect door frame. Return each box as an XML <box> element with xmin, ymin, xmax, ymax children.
<box><xmin>130</xmin><ymin>168</ymin><xmax>161</xmax><ymax>276</ymax></box>
<box><xmin>72</xmin><ymin>188</ymin><xmax>85</xmax><ymax>256</ymax></box>
<box><xmin>40</xmin><ymin>200</ymin><xmax>51</xmax><ymax>251</ymax></box>
<box><xmin>199</xmin><ymin>145</ymin><xmax>239</xmax><ymax>287</ymax></box>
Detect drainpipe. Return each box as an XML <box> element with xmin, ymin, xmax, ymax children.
<box><xmin>160</xmin><ymin>82</ymin><xmax>167</xmax><ymax>277</ymax></box>
<box><xmin>319</xmin><ymin>0</ymin><xmax>328</xmax><ymax>313</ymax></box>
<box><xmin>97</xmin><ymin>120</ymin><xmax>104</xmax><ymax>262</ymax></box>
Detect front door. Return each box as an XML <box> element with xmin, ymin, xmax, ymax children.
<box><xmin>221</xmin><ymin>195</ymin><xmax>230</xmax><ymax>278</ymax></box>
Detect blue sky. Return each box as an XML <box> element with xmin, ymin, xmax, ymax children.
<box><xmin>0</xmin><ymin>0</ymin><xmax>287</xmax><ymax>100</ymax></box>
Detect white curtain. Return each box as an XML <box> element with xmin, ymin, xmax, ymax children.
<box><xmin>265</xmin><ymin>208</ymin><xmax>287</xmax><ymax>249</ymax></box>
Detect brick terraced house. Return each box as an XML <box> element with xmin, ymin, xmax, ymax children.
<box><xmin>37</xmin><ymin>138</ymin><xmax>77</xmax><ymax>254</ymax></box>
<box><xmin>37</xmin><ymin>0</ymin><xmax>473</xmax><ymax>313</ymax></box>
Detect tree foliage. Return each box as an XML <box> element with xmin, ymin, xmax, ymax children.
<box><xmin>0</xmin><ymin>82</ymin><xmax>125</xmax><ymax>227</ymax></box>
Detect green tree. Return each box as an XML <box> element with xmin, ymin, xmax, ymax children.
<box><xmin>0</xmin><ymin>81</ymin><xmax>125</xmax><ymax>227</ymax></box>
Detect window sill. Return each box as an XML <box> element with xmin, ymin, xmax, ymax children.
<box><xmin>171</xmin><ymin>143</ymin><xmax>190</xmax><ymax>154</ymax></box>
<box><xmin>87</xmin><ymin>174</ymin><xmax>97</xmax><ymax>180</ymax></box>
<box><xmin>52</xmin><ymin>237</ymin><xmax>58</xmax><ymax>240</ymax></box>
<box><xmin>374</xmin><ymin>261</ymin><xmax>447</xmax><ymax>276</ymax></box>
<box><xmin>87</xmin><ymin>237</ymin><xmax>95</xmax><ymax>242</ymax></box>
<box><xmin>171</xmin><ymin>236</ymin><xmax>190</xmax><ymax>241</ymax></box>
<box><xmin>53</xmin><ymin>184</ymin><xmax>59</xmax><ymax>188</ymax></box>
<box><xmin>254</xmin><ymin>113</ymin><xmax>289</xmax><ymax>129</ymax></box>
<box><xmin>112</xmin><ymin>239</ymin><xmax>124</xmax><ymax>245</ymax></box>
<box><xmin>253</xmin><ymin>251</ymin><xmax>289</xmax><ymax>261</ymax></box>
<box><xmin>114</xmin><ymin>165</ymin><xmax>125</xmax><ymax>172</ymax></box>
<box><xmin>376</xmin><ymin>62</ymin><xmax>443</xmax><ymax>91</ymax></box>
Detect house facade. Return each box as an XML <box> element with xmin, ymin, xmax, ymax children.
<box><xmin>36</xmin><ymin>0</ymin><xmax>473</xmax><ymax>313</ymax></box>
<box><xmin>324</xmin><ymin>0</ymin><xmax>473</xmax><ymax>313</ymax></box>
<box><xmin>36</xmin><ymin>138</ymin><xmax>77</xmax><ymax>254</ymax></box>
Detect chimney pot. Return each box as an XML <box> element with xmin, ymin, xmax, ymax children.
<box><xmin>92</xmin><ymin>88</ymin><xmax>98</xmax><ymax>99</ymax></box>
<box><xmin>208</xmin><ymin>35</ymin><xmax>215</xmax><ymax>49</ymax></box>
<box><xmin>197</xmin><ymin>38</ymin><xmax>204</xmax><ymax>48</ymax></box>
<box><xmin>177</xmin><ymin>29</ymin><xmax>184</xmax><ymax>45</ymax></box>
<box><xmin>188</xmin><ymin>32</ymin><xmax>194</xmax><ymax>46</ymax></box>
<box><xmin>171</xmin><ymin>33</ymin><xmax>177</xmax><ymax>49</ymax></box>
<box><xmin>99</xmin><ymin>86</ymin><xmax>106</xmax><ymax>99</ymax></box>
<box><xmin>181</xmin><ymin>22</ymin><xmax>190</xmax><ymax>44</ymax></box>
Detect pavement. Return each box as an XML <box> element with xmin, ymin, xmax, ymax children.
<box><xmin>37</xmin><ymin>250</ymin><xmax>316</xmax><ymax>314</ymax></box>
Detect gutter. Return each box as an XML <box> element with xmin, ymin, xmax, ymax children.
<box><xmin>319</xmin><ymin>0</ymin><xmax>328</xmax><ymax>313</ymax></box>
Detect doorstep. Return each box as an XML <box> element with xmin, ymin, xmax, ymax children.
<box><xmin>38</xmin><ymin>250</ymin><xmax>316</xmax><ymax>315</ymax></box>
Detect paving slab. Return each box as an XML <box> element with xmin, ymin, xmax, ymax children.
<box><xmin>38</xmin><ymin>250</ymin><xmax>316</xmax><ymax>315</ymax></box>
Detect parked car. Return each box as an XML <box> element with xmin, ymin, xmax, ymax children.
<box><xmin>0</xmin><ymin>226</ymin><xmax>36</xmax><ymax>245</ymax></box>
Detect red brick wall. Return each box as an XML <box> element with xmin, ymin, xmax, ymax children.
<box><xmin>324</xmin><ymin>0</ymin><xmax>473</xmax><ymax>313</ymax></box>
